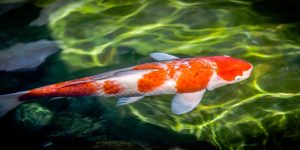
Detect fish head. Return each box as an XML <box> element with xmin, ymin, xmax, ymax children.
<box><xmin>206</xmin><ymin>56</ymin><xmax>253</xmax><ymax>90</ymax></box>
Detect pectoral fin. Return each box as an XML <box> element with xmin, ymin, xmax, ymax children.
<box><xmin>116</xmin><ymin>96</ymin><xmax>144</xmax><ymax>106</ymax></box>
<box><xmin>150</xmin><ymin>52</ymin><xmax>179</xmax><ymax>61</ymax></box>
<box><xmin>171</xmin><ymin>89</ymin><xmax>206</xmax><ymax>114</ymax></box>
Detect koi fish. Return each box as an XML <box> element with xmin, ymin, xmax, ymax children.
<box><xmin>0</xmin><ymin>53</ymin><xmax>253</xmax><ymax>117</ymax></box>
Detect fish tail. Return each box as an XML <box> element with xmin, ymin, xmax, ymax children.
<box><xmin>0</xmin><ymin>91</ymin><xmax>28</xmax><ymax>117</ymax></box>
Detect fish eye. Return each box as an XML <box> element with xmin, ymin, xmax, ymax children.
<box><xmin>235</xmin><ymin>76</ymin><xmax>242</xmax><ymax>81</ymax></box>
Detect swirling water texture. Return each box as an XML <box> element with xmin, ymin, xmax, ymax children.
<box><xmin>42</xmin><ymin>0</ymin><xmax>300</xmax><ymax>149</ymax></box>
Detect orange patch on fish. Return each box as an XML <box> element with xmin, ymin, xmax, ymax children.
<box><xmin>103</xmin><ymin>80</ymin><xmax>123</xmax><ymax>95</ymax></box>
<box><xmin>133</xmin><ymin>63</ymin><xmax>167</xmax><ymax>93</ymax></box>
<box><xmin>103</xmin><ymin>80</ymin><xmax>123</xmax><ymax>94</ymax></box>
<box><xmin>137</xmin><ymin>70</ymin><xmax>167</xmax><ymax>93</ymax></box>
<box><xmin>20</xmin><ymin>77</ymin><xmax>100</xmax><ymax>100</ymax></box>
<box><xmin>166</xmin><ymin>62</ymin><xmax>177</xmax><ymax>78</ymax></box>
<box><xmin>206</xmin><ymin>57</ymin><xmax>251</xmax><ymax>81</ymax></box>
<box><xmin>132</xmin><ymin>63</ymin><xmax>162</xmax><ymax>70</ymax></box>
<box><xmin>176</xmin><ymin>59</ymin><xmax>213</xmax><ymax>93</ymax></box>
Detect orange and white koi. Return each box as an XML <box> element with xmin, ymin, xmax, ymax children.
<box><xmin>0</xmin><ymin>53</ymin><xmax>253</xmax><ymax>117</ymax></box>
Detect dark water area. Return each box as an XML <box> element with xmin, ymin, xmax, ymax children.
<box><xmin>0</xmin><ymin>0</ymin><xmax>299</xmax><ymax>149</ymax></box>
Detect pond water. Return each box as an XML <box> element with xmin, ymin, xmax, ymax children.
<box><xmin>0</xmin><ymin>0</ymin><xmax>299</xmax><ymax>149</ymax></box>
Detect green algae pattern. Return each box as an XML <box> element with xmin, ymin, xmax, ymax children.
<box><xmin>41</xmin><ymin>0</ymin><xmax>300</xmax><ymax>149</ymax></box>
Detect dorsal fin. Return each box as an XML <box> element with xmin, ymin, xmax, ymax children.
<box><xmin>150</xmin><ymin>52</ymin><xmax>179</xmax><ymax>61</ymax></box>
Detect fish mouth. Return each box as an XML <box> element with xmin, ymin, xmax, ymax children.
<box><xmin>243</xmin><ymin>64</ymin><xmax>253</xmax><ymax>79</ymax></box>
<box><xmin>228</xmin><ymin>64</ymin><xmax>253</xmax><ymax>84</ymax></box>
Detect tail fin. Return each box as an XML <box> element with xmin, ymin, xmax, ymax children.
<box><xmin>0</xmin><ymin>91</ymin><xmax>28</xmax><ymax>117</ymax></box>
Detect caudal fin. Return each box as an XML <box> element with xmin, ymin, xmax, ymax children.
<box><xmin>0</xmin><ymin>91</ymin><xmax>28</xmax><ymax>117</ymax></box>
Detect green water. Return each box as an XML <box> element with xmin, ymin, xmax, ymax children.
<box><xmin>0</xmin><ymin>0</ymin><xmax>299</xmax><ymax>149</ymax></box>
